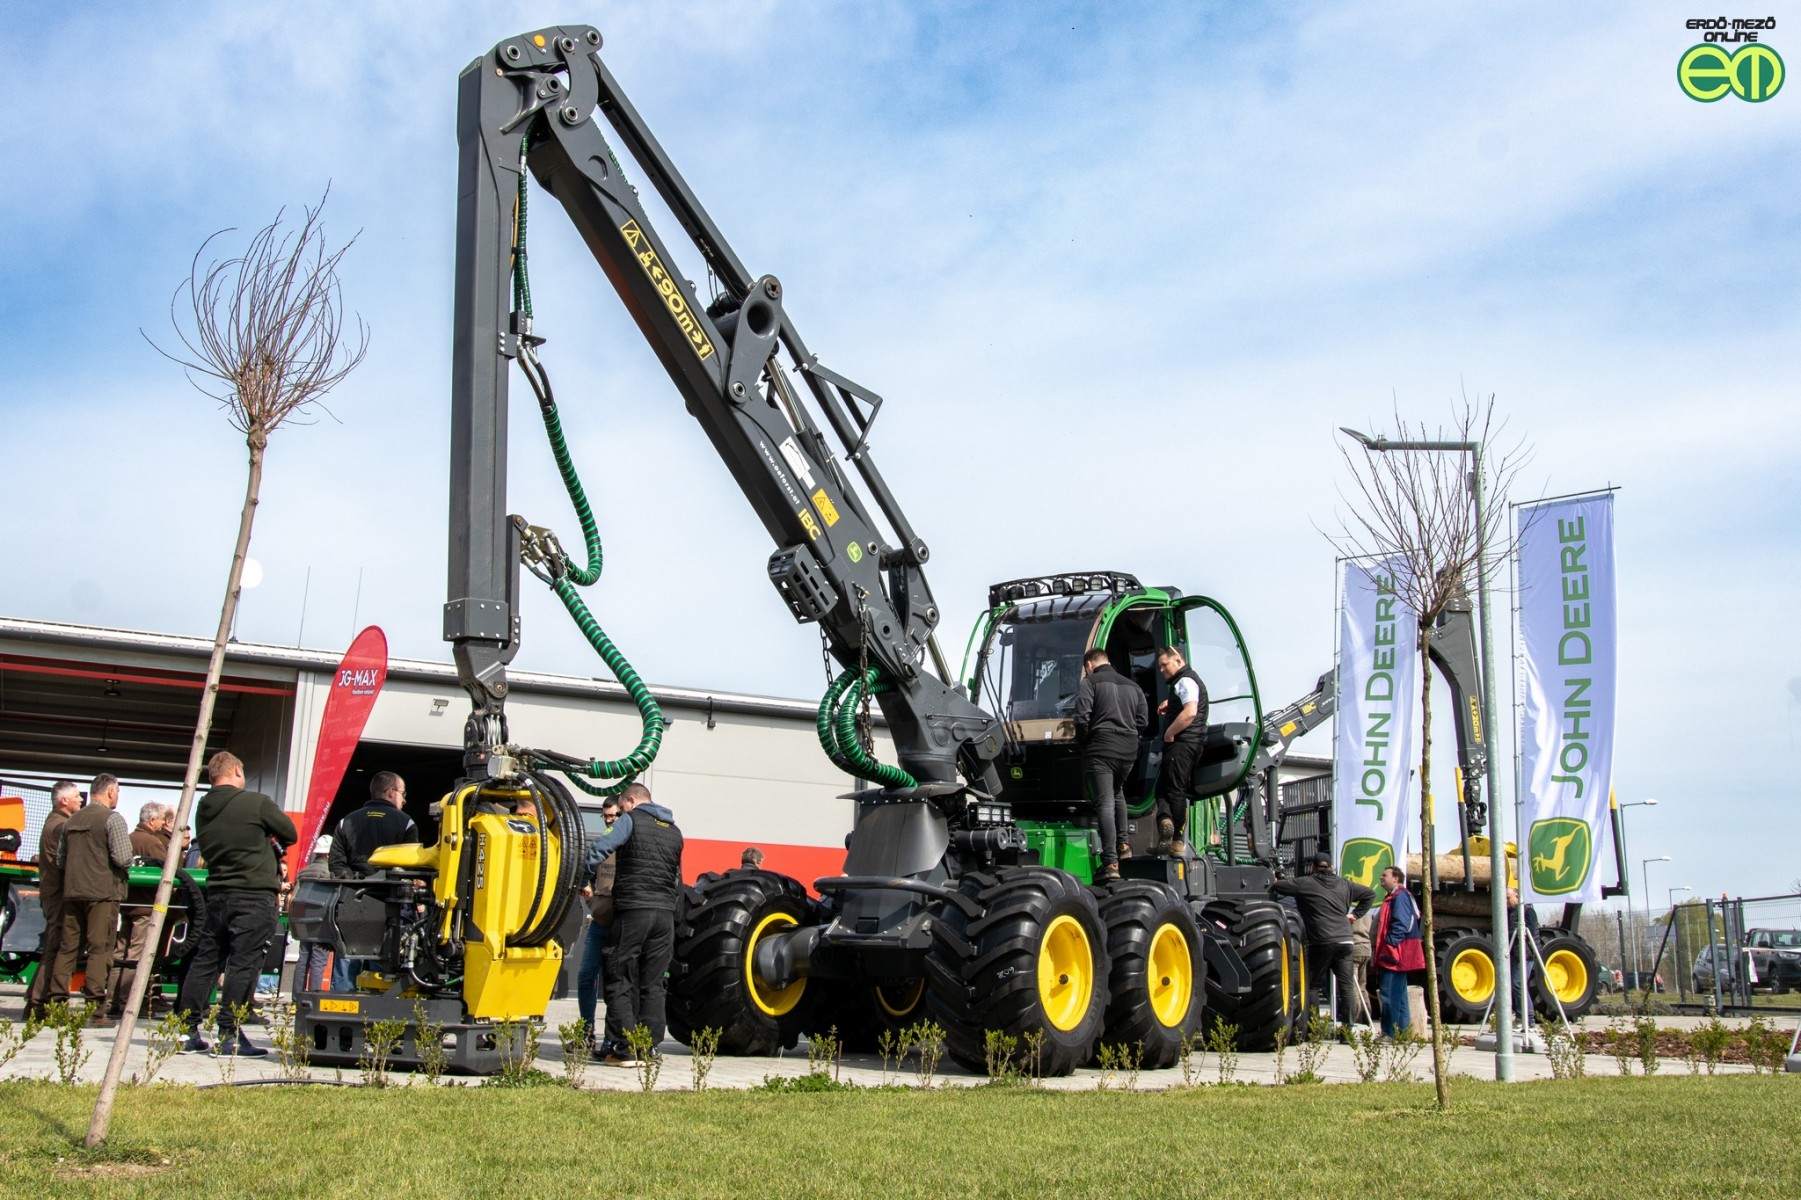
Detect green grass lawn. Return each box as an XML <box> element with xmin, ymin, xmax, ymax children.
<box><xmin>2</xmin><ymin>1076</ymin><xmax>1795</xmax><ymax>1198</ymax></box>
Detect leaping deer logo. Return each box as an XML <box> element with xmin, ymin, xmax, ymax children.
<box><xmin>1347</xmin><ymin>845</ymin><xmax>1385</xmax><ymax>886</ymax></box>
<box><xmin>1533</xmin><ymin>827</ymin><xmax>1581</xmax><ymax>883</ymax></box>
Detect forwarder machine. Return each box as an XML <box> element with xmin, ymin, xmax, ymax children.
<box><xmin>293</xmin><ymin>23</ymin><xmax>1324</xmax><ymax>1073</ymax></box>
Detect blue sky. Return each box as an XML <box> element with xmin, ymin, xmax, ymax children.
<box><xmin>2</xmin><ymin>1</ymin><xmax>1797</xmax><ymax>899</ymax></box>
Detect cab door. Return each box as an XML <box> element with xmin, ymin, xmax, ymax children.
<box><xmin>1168</xmin><ymin>596</ymin><xmax>1265</xmax><ymax>799</ymax></box>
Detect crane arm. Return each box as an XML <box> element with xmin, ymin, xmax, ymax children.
<box><xmin>445</xmin><ymin>26</ymin><xmax>999</xmax><ymax>794</ymax></box>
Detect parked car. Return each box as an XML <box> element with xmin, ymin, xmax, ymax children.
<box><xmin>1691</xmin><ymin>946</ymin><xmax>1738</xmax><ymax>993</ymax></box>
<box><xmin>1742</xmin><ymin>929</ymin><xmax>1801</xmax><ymax>993</ymax></box>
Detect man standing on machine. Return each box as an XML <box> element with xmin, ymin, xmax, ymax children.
<box><xmin>1154</xmin><ymin>646</ymin><xmax>1208</xmax><ymax>857</ymax></box>
<box><xmin>1074</xmin><ymin>647</ymin><xmax>1148</xmax><ymax>883</ymax></box>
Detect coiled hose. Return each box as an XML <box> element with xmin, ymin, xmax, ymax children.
<box><xmin>819</xmin><ymin>667</ymin><xmax>916</xmax><ymax>790</ymax></box>
<box><xmin>513</xmin><ymin>137</ymin><xmax>662</xmax><ymax>796</ymax></box>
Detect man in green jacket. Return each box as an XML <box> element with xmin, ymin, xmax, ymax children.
<box><xmin>46</xmin><ymin>773</ymin><xmax>132</xmax><ymax>1025</ymax></box>
<box><xmin>176</xmin><ymin>751</ymin><xmax>296</xmax><ymax>1056</ymax></box>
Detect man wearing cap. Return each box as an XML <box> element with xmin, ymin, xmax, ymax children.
<box><xmin>291</xmin><ymin>835</ymin><xmax>337</xmax><ymax>997</ymax></box>
<box><xmin>1273</xmin><ymin>852</ymin><xmax>1376</xmax><ymax>1025</ymax></box>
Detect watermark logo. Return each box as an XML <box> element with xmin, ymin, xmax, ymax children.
<box><xmin>1528</xmin><ymin>817</ymin><xmax>1593</xmax><ymax>896</ymax></box>
<box><xmin>1679</xmin><ymin>21</ymin><xmax>1784</xmax><ymax>101</ymax></box>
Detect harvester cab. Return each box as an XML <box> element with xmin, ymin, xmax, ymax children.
<box><xmin>965</xmin><ymin>572</ymin><xmax>1265</xmax><ymax>886</ymax></box>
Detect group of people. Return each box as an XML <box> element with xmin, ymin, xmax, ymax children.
<box><xmin>24</xmin><ymin>776</ymin><xmax>180</xmax><ymax>1026</ymax></box>
<box><xmin>24</xmin><ymin>753</ymin><xmax>296</xmax><ymax>1057</ymax></box>
<box><xmin>1072</xmin><ymin>643</ymin><xmax>1435</xmax><ymax>1036</ymax></box>
<box><xmin>1072</xmin><ymin>643</ymin><xmax>1209</xmax><ymax>883</ymax></box>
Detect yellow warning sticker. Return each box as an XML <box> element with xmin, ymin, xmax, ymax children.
<box><xmin>811</xmin><ymin>489</ymin><xmax>840</xmax><ymax>527</ymax></box>
<box><xmin>798</xmin><ymin>509</ymin><xmax>823</xmax><ymax>541</ymax></box>
<box><xmin>620</xmin><ymin>220</ymin><xmax>715</xmax><ymax>361</ymax></box>
<box><xmin>319</xmin><ymin>998</ymin><xmax>360</xmax><ymax>1014</ymax></box>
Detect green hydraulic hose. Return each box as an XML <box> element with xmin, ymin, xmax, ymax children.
<box><xmin>512</xmin><ymin>136</ymin><xmax>661</xmax><ymax>795</ymax></box>
<box><xmin>816</xmin><ymin>670</ymin><xmax>859</xmax><ymax>774</ymax></box>
<box><xmin>831</xmin><ymin>669</ymin><xmax>917</xmax><ymax>790</ymax></box>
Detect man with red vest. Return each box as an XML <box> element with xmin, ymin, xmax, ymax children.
<box><xmin>1371</xmin><ymin>864</ymin><xmax>1425</xmax><ymax>1038</ymax></box>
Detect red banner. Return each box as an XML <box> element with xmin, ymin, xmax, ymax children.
<box><xmin>290</xmin><ymin>626</ymin><xmax>388</xmax><ymax>873</ymax></box>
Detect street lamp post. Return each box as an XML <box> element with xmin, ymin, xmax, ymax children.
<box><xmin>1338</xmin><ymin>428</ymin><xmax>1514</xmax><ymax>1079</ymax></box>
<box><xmin>1619</xmin><ymin>799</ymin><xmax>1658</xmax><ymax>983</ymax></box>
<box><xmin>1641</xmin><ymin>855</ymin><xmax>1671</xmax><ymax>994</ymax></box>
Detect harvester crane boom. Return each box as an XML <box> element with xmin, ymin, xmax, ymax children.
<box><xmin>444</xmin><ymin>26</ymin><xmax>1000</xmax><ymax>795</ymax></box>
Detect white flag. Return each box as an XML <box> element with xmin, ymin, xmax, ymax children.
<box><xmin>1518</xmin><ymin>494</ymin><xmax>1617</xmax><ymax>903</ymax></box>
<box><xmin>1333</xmin><ymin>560</ymin><xmax>1421</xmax><ymax>891</ymax></box>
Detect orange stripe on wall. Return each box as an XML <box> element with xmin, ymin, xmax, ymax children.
<box><xmin>682</xmin><ymin>838</ymin><xmax>846</xmax><ymax>895</ymax></box>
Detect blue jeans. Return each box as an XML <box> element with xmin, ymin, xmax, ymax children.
<box><xmin>293</xmin><ymin>942</ymin><xmax>333</xmax><ymax>999</ymax></box>
<box><xmin>1378</xmin><ymin>968</ymin><xmax>1412</xmax><ymax>1037</ymax></box>
<box><xmin>576</xmin><ymin>918</ymin><xmax>608</xmax><ymax>1035</ymax></box>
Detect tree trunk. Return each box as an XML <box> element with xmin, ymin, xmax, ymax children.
<box><xmin>1416</xmin><ymin>625</ymin><xmax>1449</xmax><ymax>1109</ymax></box>
<box><xmin>88</xmin><ymin>430</ymin><xmax>266</xmax><ymax>1147</ymax></box>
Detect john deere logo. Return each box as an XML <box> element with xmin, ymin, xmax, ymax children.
<box><xmin>1679</xmin><ymin>42</ymin><xmax>1784</xmax><ymax>102</ymax></box>
<box><xmin>1340</xmin><ymin>838</ymin><xmax>1392</xmax><ymax>889</ymax></box>
<box><xmin>1528</xmin><ymin>817</ymin><xmax>1592</xmax><ymax>896</ymax></box>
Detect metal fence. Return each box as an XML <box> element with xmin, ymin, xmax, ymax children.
<box><xmin>0</xmin><ymin>778</ymin><xmax>54</xmax><ymax>859</ymax></box>
<box><xmin>1651</xmin><ymin>894</ymin><xmax>1801</xmax><ymax>1012</ymax></box>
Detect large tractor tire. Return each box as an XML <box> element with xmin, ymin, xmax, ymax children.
<box><xmin>668</xmin><ymin>869</ymin><xmax>818</xmax><ymax>1056</ymax></box>
<box><xmin>1282</xmin><ymin>905</ymin><xmax>1310</xmax><ymax>1039</ymax></box>
<box><xmin>1201</xmin><ymin>897</ymin><xmax>1298</xmax><ymax>1051</ymax></box>
<box><xmin>1095</xmin><ymin>881</ymin><xmax>1205</xmax><ymax>1068</ymax></box>
<box><xmin>1533</xmin><ymin>934</ymin><xmax>1599</xmax><ymax>1019</ymax></box>
<box><xmin>1437</xmin><ymin>931</ymin><xmax>1499</xmax><ymax>1024</ymax></box>
<box><xmin>924</xmin><ymin>867</ymin><xmax>1108</xmax><ymax>1077</ymax></box>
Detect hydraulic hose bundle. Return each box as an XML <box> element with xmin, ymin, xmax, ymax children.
<box><xmin>816</xmin><ymin>667</ymin><xmax>916</xmax><ymax>790</ymax></box>
<box><xmin>511</xmin><ymin>138</ymin><xmax>662</xmax><ymax>797</ymax></box>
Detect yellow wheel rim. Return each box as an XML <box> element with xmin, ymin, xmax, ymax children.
<box><xmin>1037</xmin><ymin>914</ymin><xmax>1094</xmax><ymax>1032</ymax></box>
<box><xmin>1279</xmin><ymin>936</ymin><xmax>1292</xmax><ymax>1016</ymax></box>
<box><xmin>746</xmin><ymin>911</ymin><xmax>805</xmax><ymax>1017</ymax></box>
<box><xmin>1450</xmin><ymin>946</ymin><xmax>1496</xmax><ymax>1003</ymax></box>
<box><xmin>1146</xmin><ymin>923</ymin><xmax>1194</xmax><ymax>1028</ymax></box>
<box><xmin>875</xmin><ymin>978</ymin><xmax>925</xmax><ymax>1019</ymax></box>
<box><xmin>1544</xmin><ymin>948</ymin><xmax>1588</xmax><ymax>1003</ymax></box>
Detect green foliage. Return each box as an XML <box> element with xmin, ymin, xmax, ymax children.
<box><xmin>903</xmin><ymin>1020</ymin><xmax>945</xmax><ymax>1088</ymax></box>
<box><xmin>755</xmin><ymin>1070</ymin><xmax>852</xmax><ymax>1093</ymax></box>
<box><xmin>360</xmin><ymin>1018</ymin><xmax>407</xmax><ymax>1089</ymax></box>
<box><xmin>1206</xmin><ymin>1021</ymin><xmax>1240</xmax><ymax>1084</ymax></box>
<box><xmin>1633</xmin><ymin>1016</ymin><xmax>1661</xmax><ymax>1076</ymax></box>
<box><xmin>982</xmin><ymin>1029</ymin><xmax>1020</xmax><ymax>1084</ymax></box>
<box><xmin>267</xmin><ymin>1000</ymin><xmax>310</xmax><ymax>1082</ymax></box>
<box><xmin>1346</xmin><ymin>1026</ymin><xmax>1383</xmax><ymax>1083</ymax></box>
<box><xmin>1742</xmin><ymin>1015</ymin><xmax>1791</xmax><ymax>1075</ymax></box>
<box><xmin>1289</xmin><ymin>1015</ymin><xmax>1336</xmax><ymax>1081</ymax></box>
<box><xmin>0</xmin><ymin>1011</ymin><xmax>44</xmax><ymax>1074</ymax></box>
<box><xmin>687</xmin><ymin>1026</ymin><xmax>721</xmax><ymax>1092</ymax></box>
<box><xmin>1380</xmin><ymin>1030</ymin><xmax>1426</xmax><ymax>1083</ymax></box>
<box><xmin>492</xmin><ymin>1020</ymin><xmax>545</xmax><ymax>1088</ymax></box>
<box><xmin>557</xmin><ymin>1018</ymin><xmax>592</xmax><ymax>1090</ymax></box>
<box><xmin>411</xmin><ymin>1000</ymin><xmax>448</xmax><ymax>1085</ymax></box>
<box><xmin>1095</xmin><ymin>1042</ymin><xmax>1143</xmax><ymax>1092</ymax></box>
<box><xmin>44</xmin><ymin>1001</ymin><xmax>91</xmax><ymax>1085</ymax></box>
<box><xmin>624</xmin><ymin>1024</ymin><xmax>662</xmax><ymax>1092</ymax></box>
<box><xmin>1539</xmin><ymin>1020</ymin><xmax>1586</xmax><ymax>1080</ymax></box>
<box><xmin>143</xmin><ymin>1012</ymin><xmax>188</xmax><ymax>1086</ymax></box>
<box><xmin>1603</xmin><ymin>1019</ymin><xmax>1635</xmax><ymax>1076</ymax></box>
<box><xmin>1177</xmin><ymin>1031</ymin><xmax>1206</xmax><ymax>1088</ymax></box>
<box><xmin>805</xmin><ymin>1026</ymin><xmax>841</xmax><ymax>1081</ymax></box>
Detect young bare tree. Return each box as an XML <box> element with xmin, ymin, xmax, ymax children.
<box><xmin>1330</xmin><ymin>394</ymin><xmax>1528</xmax><ymax>1110</ymax></box>
<box><xmin>88</xmin><ymin>192</ymin><xmax>367</xmax><ymax>1147</ymax></box>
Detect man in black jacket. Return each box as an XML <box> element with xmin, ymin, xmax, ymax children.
<box><xmin>585</xmin><ymin>782</ymin><xmax>682</xmax><ymax>1067</ymax></box>
<box><xmin>328</xmin><ymin>772</ymin><xmax>419</xmax><ymax>878</ymax></box>
<box><xmin>176</xmin><ymin>751</ymin><xmax>296</xmax><ymax>1056</ymax></box>
<box><xmin>1273</xmin><ymin>853</ymin><xmax>1375</xmax><ymax>1024</ymax></box>
<box><xmin>1073</xmin><ymin>647</ymin><xmax>1148</xmax><ymax>883</ymax></box>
